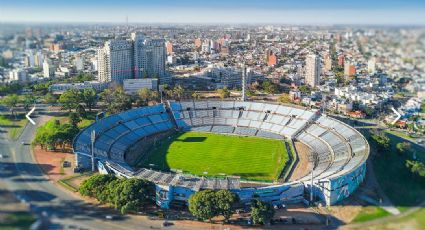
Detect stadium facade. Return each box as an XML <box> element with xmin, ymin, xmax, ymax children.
<box><xmin>73</xmin><ymin>100</ymin><xmax>369</xmax><ymax>208</ymax></box>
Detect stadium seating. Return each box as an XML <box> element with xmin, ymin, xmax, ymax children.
<box><xmin>74</xmin><ymin>100</ymin><xmax>369</xmax><ymax>207</ymax></box>
<box><xmin>73</xmin><ymin>103</ymin><xmax>173</xmax><ymax>163</ymax></box>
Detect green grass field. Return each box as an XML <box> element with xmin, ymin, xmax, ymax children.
<box><xmin>352</xmin><ymin>206</ymin><xmax>390</xmax><ymax>223</ymax></box>
<box><xmin>0</xmin><ymin>211</ymin><xmax>35</xmax><ymax>230</ymax></box>
<box><xmin>141</xmin><ymin>131</ymin><xmax>289</xmax><ymax>181</ymax></box>
<box><xmin>0</xmin><ymin>114</ymin><xmax>28</xmax><ymax>139</ymax></box>
<box><xmin>367</xmin><ymin>130</ymin><xmax>425</xmax><ymax>211</ymax></box>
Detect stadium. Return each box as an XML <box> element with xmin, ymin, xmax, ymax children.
<box><xmin>73</xmin><ymin>100</ymin><xmax>369</xmax><ymax>209</ymax></box>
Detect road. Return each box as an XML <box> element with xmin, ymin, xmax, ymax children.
<box><xmin>0</xmin><ymin>107</ymin><xmax>194</xmax><ymax>230</ymax></box>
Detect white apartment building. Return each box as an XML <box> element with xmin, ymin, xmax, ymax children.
<box><xmin>98</xmin><ymin>34</ymin><xmax>168</xmax><ymax>84</ymax></box>
<box><xmin>43</xmin><ymin>60</ymin><xmax>54</xmax><ymax>78</ymax></box>
<box><xmin>9</xmin><ymin>69</ymin><xmax>27</xmax><ymax>82</ymax></box>
<box><xmin>368</xmin><ymin>58</ymin><xmax>376</xmax><ymax>74</ymax></box>
<box><xmin>123</xmin><ymin>78</ymin><xmax>158</xmax><ymax>94</ymax></box>
<box><xmin>304</xmin><ymin>54</ymin><xmax>321</xmax><ymax>87</ymax></box>
<box><xmin>97</xmin><ymin>39</ymin><xmax>133</xmax><ymax>84</ymax></box>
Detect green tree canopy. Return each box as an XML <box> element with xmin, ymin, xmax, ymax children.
<box><xmin>214</xmin><ymin>190</ymin><xmax>238</xmax><ymax>222</ymax></box>
<box><xmin>217</xmin><ymin>88</ymin><xmax>230</xmax><ymax>100</ymax></box>
<box><xmin>108</xmin><ymin>178</ymin><xmax>155</xmax><ymax>214</ymax></box>
<box><xmin>250</xmin><ymin>199</ymin><xmax>275</xmax><ymax>225</ymax></box>
<box><xmin>370</xmin><ymin>131</ymin><xmax>390</xmax><ymax>153</ymax></box>
<box><xmin>79</xmin><ymin>174</ymin><xmax>117</xmax><ymax>199</ymax></box>
<box><xmin>188</xmin><ymin>190</ymin><xmax>218</xmax><ymax>222</ymax></box>
<box><xmin>59</xmin><ymin>89</ymin><xmax>81</xmax><ymax>112</ymax></box>
<box><xmin>44</xmin><ymin>93</ymin><xmax>57</xmax><ymax>105</ymax></box>
<box><xmin>100</xmin><ymin>87</ymin><xmax>132</xmax><ymax>114</ymax></box>
<box><xmin>1</xmin><ymin>94</ymin><xmax>20</xmax><ymax>117</ymax></box>
<box><xmin>406</xmin><ymin>160</ymin><xmax>425</xmax><ymax>177</ymax></box>
<box><xmin>137</xmin><ymin>88</ymin><xmax>159</xmax><ymax>106</ymax></box>
<box><xmin>396</xmin><ymin>142</ymin><xmax>411</xmax><ymax>155</ymax></box>
<box><xmin>173</xmin><ymin>85</ymin><xmax>185</xmax><ymax>100</ymax></box>
<box><xmin>188</xmin><ymin>190</ymin><xmax>238</xmax><ymax>222</ymax></box>
<box><xmin>82</xmin><ymin>88</ymin><xmax>97</xmax><ymax>111</ymax></box>
<box><xmin>22</xmin><ymin>94</ymin><xmax>35</xmax><ymax>111</ymax></box>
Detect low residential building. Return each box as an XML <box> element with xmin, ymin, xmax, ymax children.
<box><xmin>123</xmin><ymin>78</ymin><xmax>158</xmax><ymax>94</ymax></box>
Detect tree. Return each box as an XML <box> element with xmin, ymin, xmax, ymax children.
<box><xmin>370</xmin><ymin>131</ymin><xmax>390</xmax><ymax>153</ymax></box>
<box><xmin>69</xmin><ymin>112</ymin><xmax>81</xmax><ymax>128</ymax></box>
<box><xmin>22</xmin><ymin>94</ymin><xmax>35</xmax><ymax>111</ymax></box>
<box><xmin>246</xmin><ymin>90</ymin><xmax>255</xmax><ymax>97</ymax></box>
<box><xmin>188</xmin><ymin>190</ymin><xmax>217</xmax><ymax>222</ymax></box>
<box><xmin>76</xmin><ymin>104</ymin><xmax>86</xmax><ymax>117</ymax></box>
<box><xmin>396</xmin><ymin>142</ymin><xmax>411</xmax><ymax>155</ymax></box>
<box><xmin>173</xmin><ymin>85</ymin><xmax>185</xmax><ymax>100</ymax></box>
<box><xmin>82</xmin><ymin>88</ymin><xmax>97</xmax><ymax>111</ymax></box>
<box><xmin>137</xmin><ymin>88</ymin><xmax>158</xmax><ymax>106</ymax></box>
<box><xmin>298</xmin><ymin>85</ymin><xmax>311</xmax><ymax>94</ymax></box>
<box><xmin>59</xmin><ymin>89</ymin><xmax>81</xmax><ymax>112</ymax></box>
<box><xmin>101</xmin><ymin>87</ymin><xmax>132</xmax><ymax>114</ymax></box>
<box><xmin>406</xmin><ymin>160</ymin><xmax>425</xmax><ymax>177</ymax></box>
<box><xmin>1</xmin><ymin>94</ymin><xmax>20</xmax><ymax>117</ymax></box>
<box><xmin>262</xmin><ymin>81</ymin><xmax>278</xmax><ymax>94</ymax></box>
<box><xmin>217</xmin><ymin>88</ymin><xmax>230</xmax><ymax>100</ymax></box>
<box><xmin>32</xmin><ymin>119</ymin><xmax>79</xmax><ymax>150</ymax></box>
<box><xmin>191</xmin><ymin>92</ymin><xmax>201</xmax><ymax>100</ymax></box>
<box><xmin>79</xmin><ymin>174</ymin><xmax>117</xmax><ymax>199</ymax></box>
<box><xmin>250</xmin><ymin>199</ymin><xmax>275</xmax><ymax>225</ymax></box>
<box><xmin>107</xmin><ymin>178</ymin><xmax>155</xmax><ymax>214</ymax></box>
<box><xmin>277</xmin><ymin>93</ymin><xmax>291</xmax><ymax>104</ymax></box>
<box><xmin>215</xmin><ymin>190</ymin><xmax>238</xmax><ymax>222</ymax></box>
<box><xmin>44</xmin><ymin>93</ymin><xmax>57</xmax><ymax>105</ymax></box>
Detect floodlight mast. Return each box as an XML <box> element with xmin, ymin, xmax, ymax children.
<box><xmin>91</xmin><ymin>130</ymin><xmax>96</xmax><ymax>172</ymax></box>
<box><xmin>241</xmin><ymin>63</ymin><xmax>247</xmax><ymax>102</ymax></box>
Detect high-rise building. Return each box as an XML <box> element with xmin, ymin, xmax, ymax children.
<box><xmin>368</xmin><ymin>58</ymin><xmax>376</xmax><ymax>74</ymax></box>
<box><xmin>304</xmin><ymin>54</ymin><xmax>321</xmax><ymax>88</ymax></box>
<box><xmin>97</xmin><ymin>39</ymin><xmax>133</xmax><ymax>83</ymax></box>
<box><xmin>324</xmin><ymin>53</ymin><xmax>332</xmax><ymax>72</ymax></box>
<box><xmin>9</xmin><ymin>69</ymin><xmax>28</xmax><ymax>82</ymax></box>
<box><xmin>266</xmin><ymin>50</ymin><xmax>277</xmax><ymax>67</ymax></box>
<box><xmin>194</xmin><ymin>38</ymin><xmax>202</xmax><ymax>50</ymax></box>
<box><xmin>166</xmin><ymin>41</ymin><xmax>173</xmax><ymax>55</ymax></box>
<box><xmin>34</xmin><ymin>52</ymin><xmax>44</xmax><ymax>67</ymax></box>
<box><xmin>43</xmin><ymin>60</ymin><xmax>54</xmax><ymax>79</ymax></box>
<box><xmin>98</xmin><ymin>34</ymin><xmax>169</xmax><ymax>84</ymax></box>
<box><xmin>201</xmin><ymin>41</ymin><xmax>210</xmax><ymax>54</ymax></box>
<box><xmin>74</xmin><ymin>55</ymin><xmax>84</xmax><ymax>71</ymax></box>
<box><xmin>145</xmin><ymin>39</ymin><xmax>168</xmax><ymax>83</ymax></box>
<box><xmin>338</xmin><ymin>55</ymin><xmax>345</xmax><ymax>66</ymax></box>
<box><xmin>344</xmin><ymin>61</ymin><xmax>356</xmax><ymax>77</ymax></box>
<box><xmin>132</xmin><ymin>32</ymin><xmax>147</xmax><ymax>79</ymax></box>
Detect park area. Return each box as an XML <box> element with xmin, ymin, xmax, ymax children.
<box><xmin>141</xmin><ymin>131</ymin><xmax>289</xmax><ymax>181</ymax></box>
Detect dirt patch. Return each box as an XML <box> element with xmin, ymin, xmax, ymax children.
<box><xmin>287</xmin><ymin>141</ymin><xmax>312</xmax><ymax>181</ymax></box>
<box><xmin>33</xmin><ymin>146</ymin><xmax>75</xmax><ymax>182</ymax></box>
<box><xmin>328</xmin><ymin>201</ymin><xmax>363</xmax><ymax>224</ymax></box>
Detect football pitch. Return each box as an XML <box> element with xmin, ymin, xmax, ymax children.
<box><xmin>141</xmin><ymin>131</ymin><xmax>289</xmax><ymax>181</ymax></box>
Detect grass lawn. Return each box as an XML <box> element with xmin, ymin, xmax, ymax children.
<box><xmin>0</xmin><ymin>114</ymin><xmax>28</xmax><ymax>139</ymax></box>
<box><xmin>0</xmin><ymin>211</ymin><xmax>35</xmax><ymax>230</ymax></box>
<box><xmin>352</xmin><ymin>206</ymin><xmax>390</xmax><ymax>223</ymax></box>
<box><xmin>386</xmin><ymin>130</ymin><xmax>417</xmax><ymax>142</ymax></box>
<box><xmin>141</xmin><ymin>131</ymin><xmax>289</xmax><ymax>181</ymax></box>
<box><xmin>368</xmin><ymin>130</ymin><xmax>425</xmax><ymax>210</ymax></box>
<box><xmin>55</xmin><ymin>112</ymin><xmax>95</xmax><ymax>129</ymax></box>
<box><xmin>358</xmin><ymin>207</ymin><xmax>425</xmax><ymax>230</ymax></box>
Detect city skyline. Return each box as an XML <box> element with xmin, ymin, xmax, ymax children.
<box><xmin>1</xmin><ymin>0</ymin><xmax>425</xmax><ymax>25</ymax></box>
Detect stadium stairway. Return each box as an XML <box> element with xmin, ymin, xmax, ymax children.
<box><xmin>165</xmin><ymin>100</ymin><xmax>179</xmax><ymax>130</ymax></box>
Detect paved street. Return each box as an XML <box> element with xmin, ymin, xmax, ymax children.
<box><xmin>0</xmin><ymin>108</ymin><xmax>182</xmax><ymax>230</ymax></box>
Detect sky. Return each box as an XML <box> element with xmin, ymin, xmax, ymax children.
<box><xmin>1</xmin><ymin>0</ymin><xmax>425</xmax><ymax>25</ymax></box>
